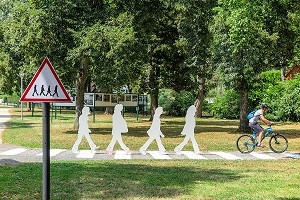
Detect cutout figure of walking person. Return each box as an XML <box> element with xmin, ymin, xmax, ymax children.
<box><xmin>174</xmin><ymin>105</ymin><xmax>200</xmax><ymax>155</ymax></box>
<box><xmin>40</xmin><ymin>85</ymin><xmax>46</xmax><ymax>96</ymax></box>
<box><xmin>46</xmin><ymin>85</ymin><xmax>52</xmax><ymax>96</ymax></box>
<box><xmin>139</xmin><ymin>107</ymin><xmax>166</xmax><ymax>155</ymax></box>
<box><xmin>72</xmin><ymin>106</ymin><xmax>99</xmax><ymax>153</ymax></box>
<box><xmin>105</xmin><ymin>104</ymin><xmax>131</xmax><ymax>154</ymax></box>
<box><xmin>52</xmin><ymin>85</ymin><xmax>59</xmax><ymax>97</ymax></box>
<box><xmin>32</xmin><ymin>85</ymin><xmax>39</xmax><ymax>96</ymax></box>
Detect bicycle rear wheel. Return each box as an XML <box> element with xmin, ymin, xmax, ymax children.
<box><xmin>269</xmin><ymin>134</ymin><xmax>288</xmax><ymax>153</ymax></box>
<box><xmin>236</xmin><ymin>134</ymin><xmax>256</xmax><ymax>153</ymax></box>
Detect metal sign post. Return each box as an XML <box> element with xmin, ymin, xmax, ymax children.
<box><xmin>42</xmin><ymin>103</ymin><xmax>50</xmax><ymax>200</ymax></box>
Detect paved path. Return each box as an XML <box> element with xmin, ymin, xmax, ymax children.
<box><xmin>0</xmin><ymin>107</ymin><xmax>299</xmax><ymax>164</ymax></box>
<box><xmin>0</xmin><ymin>144</ymin><xmax>298</xmax><ymax>163</ymax></box>
<box><xmin>0</xmin><ymin>108</ymin><xmax>12</xmax><ymax>144</ymax></box>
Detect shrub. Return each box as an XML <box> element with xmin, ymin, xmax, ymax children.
<box><xmin>208</xmin><ymin>90</ymin><xmax>239</xmax><ymax>119</ymax></box>
<box><xmin>158</xmin><ymin>89</ymin><xmax>195</xmax><ymax>116</ymax></box>
<box><xmin>258</xmin><ymin>73</ymin><xmax>300</xmax><ymax>122</ymax></box>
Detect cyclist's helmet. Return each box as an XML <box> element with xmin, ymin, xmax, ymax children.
<box><xmin>261</xmin><ymin>103</ymin><xmax>269</xmax><ymax>109</ymax></box>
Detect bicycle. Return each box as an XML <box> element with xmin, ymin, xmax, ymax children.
<box><xmin>236</xmin><ymin>125</ymin><xmax>288</xmax><ymax>153</ymax></box>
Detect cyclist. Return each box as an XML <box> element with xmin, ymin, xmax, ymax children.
<box><xmin>249</xmin><ymin>104</ymin><xmax>272</xmax><ymax>148</ymax></box>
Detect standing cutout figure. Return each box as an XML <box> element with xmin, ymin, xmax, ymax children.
<box><xmin>139</xmin><ymin>107</ymin><xmax>166</xmax><ymax>155</ymax></box>
<box><xmin>72</xmin><ymin>106</ymin><xmax>99</xmax><ymax>153</ymax></box>
<box><xmin>174</xmin><ymin>105</ymin><xmax>200</xmax><ymax>155</ymax></box>
<box><xmin>105</xmin><ymin>104</ymin><xmax>131</xmax><ymax>154</ymax></box>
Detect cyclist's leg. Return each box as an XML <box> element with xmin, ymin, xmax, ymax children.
<box><xmin>257</xmin><ymin>128</ymin><xmax>265</xmax><ymax>147</ymax></box>
<box><xmin>251</xmin><ymin>124</ymin><xmax>265</xmax><ymax>147</ymax></box>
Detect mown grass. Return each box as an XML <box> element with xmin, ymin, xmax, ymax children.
<box><xmin>1</xmin><ymin>159</ymin><xmax>300</xmax><ymax>200</ymax></box>
<box><xmin>1</xmin><ymin>107</ymin><xmax>300</xmax><ymax>200</ymax></box>
<box><xmin>3</xmin><ymin>108</ymin><xmax>300</xmax><ymax>151</ymax></box>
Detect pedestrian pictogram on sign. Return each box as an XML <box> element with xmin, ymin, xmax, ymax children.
<box><xmin>20</xmin><ymin>57</ymin><xmax>72</xmax><ymax>103</ymax></box>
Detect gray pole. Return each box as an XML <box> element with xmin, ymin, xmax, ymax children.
<box><xmin>20</xmin><ymin>74</ymin><xmax>24</xmax><ymax>120</ymax></box>
<box><xmin>42</xmin><ymin>103</ymin><xmax>50</xmax><ymax>200</ymax></box>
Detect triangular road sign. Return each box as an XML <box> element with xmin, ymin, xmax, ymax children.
<box><xmin>20</xmin><ymin>57</ymin><xmax>72</xmax><ymax>103</ymax></box>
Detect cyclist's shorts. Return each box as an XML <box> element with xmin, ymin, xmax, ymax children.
<box><xmin>249</xmin><ymin>123</ymin><xmax>263</xmax><ymax>133</ymax></box>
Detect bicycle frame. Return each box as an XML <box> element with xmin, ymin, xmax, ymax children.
<box><xmin>237</xmin><ymin>125</ymin><xmax>288</xmax><ymax>153</ymax></box>
<box><xmin>250</xmin><ymin>126</ymin><xmax>273</xmax><ymax>146</ymax></box>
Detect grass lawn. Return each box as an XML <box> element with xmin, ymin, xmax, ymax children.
<box><xmin>1</xmin><ymin>107</ymin><xmax>300</xmax><ymax>200</ymax></box>
<box><xmin>2</xmin><ymin>107</ymin><xmax>300</xmax><ymax>152</ymax></box>
<box><xmin>1</xmin><ymin>159</ymin><xmax>300</xmax><ymax>200</ymax></box>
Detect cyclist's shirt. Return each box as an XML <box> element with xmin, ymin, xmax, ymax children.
<box><xmin>249</xmin><ymin>109</ymin><xmax>263</xmax><ymax>124</ymax></box>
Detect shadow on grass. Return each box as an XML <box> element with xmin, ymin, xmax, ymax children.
<box><xmin>4</xmin><ymin>121</ymin><xmax>35</xmax><ymax>129</ymax></box>
<box><xmin>167</xmin><ymin>119</ymin><xmax>239</xmax><ymax>127</ymax></box>
<box><xmin>0</xmin><ymin>161</ymin><xmax>243</xmax><ymax>199</ymax></box>
<box><xmin>274</xmin><ymin>129</ymin><xmax>300</xmax><ymax>139</ymax></box>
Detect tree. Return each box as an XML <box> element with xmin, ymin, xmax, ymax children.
<box><xmin>0</xmin><ymin>0</ymin><xmax>45</xmax><ymax>94</ymax></box>
<box><xmin>265</xmin><ymin>0</ymin><xmax>298</xmax><ymax>81</ymax></box>
<box><xmin>211</xmin><ymin>0</ymin><xmax>278</xmax><ymax>131</ymax></box>
<box><xmin>124</xmin><ymin>0</ymin><xmax>185</xmax><ymax>120</ymax></box>
<box><xmin>177</xmin><ymin>0</ymin><xmax>216</xmax><ymax>117</ymax></box>
<box><xmin>285</xmin><ymin>0</ymin><xmax>300</xmax><ymax>63</ymax></box>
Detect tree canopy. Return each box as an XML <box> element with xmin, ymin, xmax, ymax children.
<box><xmin>0</xmin><ymin>0</ymin><xmax>299</xmax><ymax>126</ymax></box>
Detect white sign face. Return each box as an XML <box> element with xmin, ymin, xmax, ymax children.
<box><xmin>20</xmin><ymin>57</ymin><xmax>72</xmax><ymax>102</ymax></box>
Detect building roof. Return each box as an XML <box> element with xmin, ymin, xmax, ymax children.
<box><xmin>285</xmin><ymin>64</ymin><xmax>300</xmax><ymax>80</ymax></box>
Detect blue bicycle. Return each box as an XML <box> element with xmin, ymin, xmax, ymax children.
<box><xmin>236</xmin><ymin>125</ymin><xmax>288</xmax><ymax>153</ymax></box>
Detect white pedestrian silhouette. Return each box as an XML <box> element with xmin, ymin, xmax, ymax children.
<box><xmin>105</xmin><ymin>104</ymin><xmax>131</xmax><ymax>154</ymax></box>
<box><xmin>72</xmin><ymin>106</ymin><xmax>99</xmax><ymax>153</ymax></box>
<box><xmin>174</xmin><ymin>105</ymin><xmax>200</xmax><ymax>155</ymax></box>
<box><xmin>139</xmin><ymin>107</ymin><xmax>166</xmax><ymax>155</ymax></box>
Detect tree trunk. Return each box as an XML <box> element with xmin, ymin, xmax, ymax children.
<box><xmin>27</xmin><ymin>102</ymin><xmax>31</xmax><ymax>111</ymax></box>
<box><xmin>281</xmin><ymin>64</ymin><xmax>286</xmax><ymax>81</ymax></box>
<box><xmin>194</xmin><ymin>76</ymin><xmax>205</xmax><ymax>117</ymax></box>
<box><xmin>149</xmin><ymin>92</ymin><xmax>158</xmax><ymax>121</ymax></box>
<box><xmin>105</xmin><ymin>107</ymin><xmax>114</xmax><ymax>115</ymax></box>
<box><xmin>239</xmin><ymin>89</ymin><xmax>249</xmax><ymax>133</ymax></box>
<box><xmin>148</xmin><ymin>65</ymin><xmax>159</xmax><ymax>121</ymax></box>
<box><xmin>74</xmin><ymin>56</ymin><xmax>89</xmax><ymax>130</ymax></box>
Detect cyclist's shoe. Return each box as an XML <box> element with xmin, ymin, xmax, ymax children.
<box><xmin>257</xmin><ymin>144</ymin><xmax>266</xmax><ymax>148</ymax></box>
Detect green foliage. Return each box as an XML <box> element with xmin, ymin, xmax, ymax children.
<box><xmin>176</xmin><ymin>0</ymin><xmax>217</xmax><ymax>90</ymax></box>
<box><xmin>249</xmin><ymin>70</ymin><xmax>282</xmax><ymax>109</ymax></box>
<box><xmin>158</xmin><ymin>89</ymin><xmax>195</xmax><ymax>116</ymax></box>
<box><xmin>211</xmin><ymin>0</ymin><xmax>277</xmax><ymax>91</ymax></box>
<box><xmin>260</xmin><ymin>74</ymin><xmax>300</xmax><ymax>121</ymax></box>
<box><xmin>247</xmin><ymin>70</ymin><xmax>300</xmax><ymax>122</ymax></box>
<box><xmin>0</xmin><ymin>92</ymin><xmax>19</xmax><ymax>104</ymax></box>
<box><xmin>209</xmin><ymin>90</ymin><xmax>239</xmax><ymax>119</ymax></box>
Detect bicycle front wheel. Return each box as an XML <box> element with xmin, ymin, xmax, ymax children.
<box><xmin>236</xmin><ymin>134</ymin><xmax>256</xmax><ymax>153</ymax></box>
<box><xmin>269</xmin><ymin>134</ymin><xmax>288</xmax><ymax>153</ymax></box>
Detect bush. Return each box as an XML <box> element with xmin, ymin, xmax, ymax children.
<box><xmin>208</xmin><ymin>90</ymin><xmax>239</xmax><ymax>119</ymax></box>
<box><xmin>261</xmin><ymin>74</ymin><xmax>300</xmax><ymax>121</ymax></box>
<box><xmin>158</xmin><ymin>89</ymin><xmax>195</xmax><ymax>116</ymax></box>
<box><xmin>0</xmin><ymin>93</ymin><xmax>20</xmax><ymax>105</ymax></box>
<box><xmin>249</xmin><ymin>70</ymin><xmax>282</xmax><ymax>111</ymax></box>
<box><xmin>249</xmin><ymin>70</ymin><xmax>300</xmax><ymax>122</ymax></box>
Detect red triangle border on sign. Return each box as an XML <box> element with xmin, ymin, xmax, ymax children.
<box><xmin>20</xmin><ymin>57</ymin><xmax>72</xmax><ymax>103</ymax></box>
